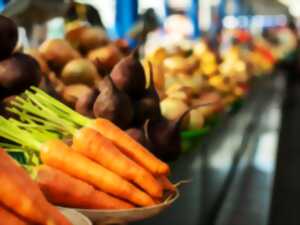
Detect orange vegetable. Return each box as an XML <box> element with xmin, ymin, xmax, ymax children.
<box><xmin>0</xmin><ymin>206</ymin><xmax>28</xmax><ymax>225</ymax></box>
<box><xmin>37</xmin><ymin>165</ymin><xmax>134</xmax><ymax>209</ymax></box>
<box><xmin>73</xmin><ymin>127</ymin><xmax>163</xmax><ymax>198</ymax></box>
<box><xmin>0</xmin><ymin>148</ymin><xmax>71</xmax><ymax>225</ymax></box>
<box><xmin>90</xmin><ymin>118</ymin><xmax>170</xmax><ymax>175</ymax></box>
<box><xmin>40</xmin><ymin>140</ymin><xmax>155</xmax><ymax>206</ymax></box>
<box><xmin>157</xmin><ymin>176</ymin><xmax>176</xmax><ymax>192</ymax></box>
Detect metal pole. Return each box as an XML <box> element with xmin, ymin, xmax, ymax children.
<box><xmin>233</xmin><ymin>0</ymin><xmax>241</xmax><ymax>17</ymax></box>
<box><xmin>115</xmin><ymin>0</ymin><xmax>138</xmax><ymax>38</ymax></box>
<box><xmin>164</xmin><ymin>0</ymin><xmax>170</xmax><ymax>18</ymax></box>
<box><xmin>187</xmin><ymin>0</ymin><xmax>200</xmax><ymax>38</ymax></box>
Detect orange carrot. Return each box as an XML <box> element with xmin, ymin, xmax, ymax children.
<box><xmin>40</xmin><ymin>140</ymin><xmax>155</xmax><ymax>206</ymax></box>
<box><xmin>72</xmin><ymin>127</ymin><xmax>163</xmax><ymax>198</ymax></box>
<box><xmin>157</xmin><ymin>176</ymin><xmax>176</xmax><ymax>192</ymax></box>
<box><xmin>37</xmin><ymin>165</ymin><xmax>134</xmax><ymax>209</ymax></box>
<box><xmin>90</xmin><ymin>118</ymin><xmax>170</xmax><ymax>175</ymax></box>
<box><xmin>0</xmin><ymin>148</ymin><xmax>71</xmax><ymax>225</ymax></box>
<box><xmin>0</xmin><ymin>206</ymin><xmax>29</xmax><ymax>225</ymax></box>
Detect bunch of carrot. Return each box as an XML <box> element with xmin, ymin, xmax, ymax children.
<box><xmin>0</xmin><ymin>148</ymin><xmax>72</xmax><ymax>225</ymax></box>
<box><xmin>0</xmin><ymin>88</ymin><xmax>175</xmax><ymax>211</ymax></box>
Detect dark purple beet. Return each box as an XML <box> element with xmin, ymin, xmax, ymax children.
<box><xmin>110</xmin><ymin>48</ymin><xmax>146</xmax><ymax>97</ymax></box>
<box><xmin>0</xmin><ymin>95</ymin><xmax>17</xmax><ymax>118</ymax></box>
<box><xmin>126</xmin><ymin>128</ymin><xmax>147</xmax><ymax>146</ymax></box>
<box><xmin>143</xmin><ymin>103</ymin><xmax>212</xmax><ymax>161</ymax></box>
<box><xmin>144</xmin><ymin>109</ymin><xmax>191</xmax><ymax>161</ymax></box>
<box><xmin>93</xmin><ymin>76</ymin><xmax>134</xmax><ymax>129</ymax></box>
<box><xmin>134</xmin><ymin>62</ymin><xmax>161</xmax><ymax>125</ymax></box>
<box><xmin>144</xmin><ymin>116</ymin><xmax>182</xmax><ymax>161</ymax></box>
<box><xmin>38</xmin><ymin>75</ymin><xmax>61</xmax><ymax>99</ymax></box>
<box><xmin>0</xmin><ymin>53</ymin><xmax>41</xmax><ymax>99</ymax></box>
<box><xmin>0</xmin><ymin>15</ymin><xmax>18</xmax><ymax>59</ymax></box>
<box><xmin>144</xmin><ymin>102</ymin><xmax>216</xmax><ymax>160</ymax></box>
<box><xmin>93</xmin><ymin>58</ymin><xmax>110</xmax><ymax>76</ymax></box>
<box><xmin>76</xmin><ymin>88</ymin><xmax>99</xmax><ymax>118</ymax></box>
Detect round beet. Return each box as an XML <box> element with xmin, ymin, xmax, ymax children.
<box><xmin>93</xmin><ymin>76</ymin><xmax>134</xmax><ymax>129</ymax></box>
<box><xmin>110</xmin><ymin>49</ymin><xmax>146</xmax><ymax>98</ymax></box>
<box><xmin>0</xmin><ymin>53</ymin><xmax>41</xmax><ymax>98</ymax></box>
<box><xmin>134</xmin><ymin>62</ymin><xmax>161</xmax><ymax>125</ymax></box>
<box><xmin>0</xmin><ymin>15</ymin><xmax>18</xmax><ymax>59</ymax></box>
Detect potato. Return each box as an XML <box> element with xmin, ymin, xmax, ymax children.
<box><xmin>61</xmin><ymin>58</ymin><xmax>99</xmax><ymax>86</ymax></box>
<box><xmin>39</xmin><ymin>39</ymin><xmax>81</xmax><ymax>72</ymax></box>
<box><xmin>160</xmin><ymin>97</ymin><xmax>189</xmax><ymax>120</ymax></box>
<box><xmin>188</xmin><ymin>108</ymin><xmax>205</xmax><ymax>130</ymax></box>
<box><xmin>62</xmin><ymin>84</ymin><xmax>91</xmax><ymax>107</ymax></box>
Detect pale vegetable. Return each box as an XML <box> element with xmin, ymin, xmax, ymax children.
<box><xmin>160</xmin><ymin>97</ymin><xmax>189</xmax><ymax>120</ymax></box>
<box><xmin>187</xmin><ymin>108</ymin><xmax>205</xmax><ymax>130</ymax></box>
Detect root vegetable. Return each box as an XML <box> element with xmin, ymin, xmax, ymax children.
<box><xmin>0</xmin><ymin>206</ymin><xmax>28</xmax><ymax>225</ymax></box>
<box><xmin>0</xmin><ymin>15</ymin><xmax>18</xmax><ymax>60</ymax></box>
<box><xmin>134</xmin><ymin>62</ymin><xmax>161</xmax><ymax>125</ymax></box>
<box><xmin>40</xmin><ymin>140</ymin><xmax>155</xmax><ymax>206</ymax></box>
<box><xmin>0</xmin><ymin>148</ymin><xmax>71</xmax><ymax>225</ymax></box>
<box><xmin>61</xmin><ymin>58</ymin><xmax>99</xmax><ymax>86</ymax></box>
<box><xmin>144</xmin><ymin>114</ymin><xmax>186</xmax><ymax>161</ymax></box>
<box><xmin>0</xmin><ymin>53</ymin><xmax>41</xmax><ymax>99</ymax></box>
<box><xmin>66</xmin><ymin>27</ymin><xmax>108</xmax><ymax>54</ymax></box>
<box><xmin>126</xmin><ymin>128</ymin><xmax>147</xmax><ymax>146</ymax></box>
<box><xmin>37</xmin><ymin>165</ymin><xmax>133</xmax><ymax>209</ymax></box>
<box><xmin>88</xmin><ymin>45</ymin><xmax>123</xmax><ymax>72</ymax></box>
<box><xmin>91</xmin><ymin>118</ymin><xmax>170</xmax><ymax>174</ymax></box>
<box><xmin>75</xmin><ymin>88</ymin><xmax>99</xmax><ymax>118</ymax></box>
<box><xmin>72</xmin><ymin>127</ymin><xmax>163</xmax><ymax>198</ymax></box>
<box><xmin>39</xmin><ymin>39</ymin><xmax>81</xmax><ymax>72</ymax></box>
<box><xmin>110</xmin><ymin>49</ymin><xmax>146</xmax><ymax>97</ymax></box>
<box><xmin>62</xmin><ymin>84</ymin><xmax>92</xmax><ymax>107</ymax></box>
<box><xmin>160</xmin><ymin>98</ymin><xmax>189</xmax><ymax>121</ymax></box>
<box><xmin>187</xmin><ymin>108</ymin><xmax>205</xmax><ymax>130</ymax></box>
<box><xmin>24</xmin><ymin>48</ymin><xmax>49</xmax><ymax>75</ymax></box>
<box><xmin>93</xmin><ymin>76</ymin><xmax>133</xmax><ymax>129</ymax></box>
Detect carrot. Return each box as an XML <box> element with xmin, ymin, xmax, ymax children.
<box><xmin>0</xmin><ymin>116</ymin><xmax>155</xmax><ymax>207</ymax></box>
<box><xmin>9</xmin><ymin>87</ymin><xmax>170</xmax><ymax>175</ymax></box>
<box><xmin>89</xmin><ymin>118</ymin><xmax>170</xmax><ymax>175</ymax></box>
<box><xmin>37</xmin><ymin>165</ymin><xmax>134</xmax><ymax>209</ymax></box>
<box><xmin>0</xmin><ymin>148</ymin><xmax>71</xmax><ymax>225</ymax></box>
<box><xmin>40</xmin><ymin>140</ymin><xmax>155</xmax><ymax>206</ymax></box>
<box><xmin>72</xmin><ymin>127</ymin><xmax>163</xmax><ymax>198</ymax></box>
<box><xmin>157</xmin><ymin>175</ymin><xmax>176</xmax><ymax>192</ymax></box>
<box><xmin>0</xmin><ymin>206</ymin><xmax>29</xmax><ymax>225</ymax></box>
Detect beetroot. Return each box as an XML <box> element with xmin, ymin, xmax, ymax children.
<box><xmin>93</xmin><ymin>76</ymin><xmax>134</xmax><ymax>129</ymax></box>
<box><xmin>0</xmin><ymin>53</ymin><xmax>41</xmax><ymax>99</ymax></box>
<box><xmin>0</xmin><ymin>15</ymin><xmax>18</xmax><ymax>60</ymax></box>
<box><xmin>110</xmin><ymin>49</ymin><xmax>146</xmax><ymax>98</ymax></box>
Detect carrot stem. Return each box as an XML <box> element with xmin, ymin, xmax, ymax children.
<box><xmin>30</xmin><ymin>87</ymin><xmax>90</xmax><ymax>126</ymax></box>
<box><xmin>0</xmin><ymin>116</ymin><xmax>41</xmax><ymax>151</ymax></box>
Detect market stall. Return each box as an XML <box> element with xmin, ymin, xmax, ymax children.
<box><xmin>0</xmin><ymin>1</ymin><xmax>297</xmax><ymax>225</ymax></box>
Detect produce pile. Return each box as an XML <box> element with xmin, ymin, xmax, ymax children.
<box><xmin>0</xmin><ymin>19</ymin><xmax>189</xmax><ymax>161</ymax></box>
<box><xmin>144</xmin><ymin>37</ymin><xmax>276</xmax><ymax>131</ymax></box>
<box><xmin>0</xmin><ymin>87</ymin><xmax>176</xmax><ymax>210</ymax></box>
<box><xmin>0</xmin><ymin>18</ymin><xmax>282</xmax><ymax>161</ymax></box>
<box><xmin>0</xmin><ymin>16</ymin><xmax>178</xmax><ymax>225</ymax></box>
